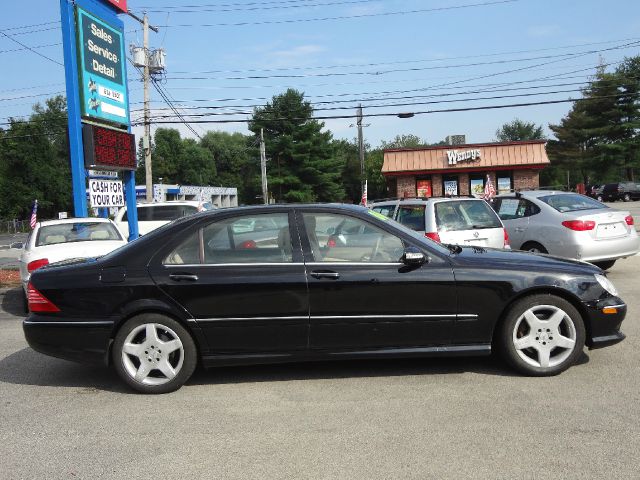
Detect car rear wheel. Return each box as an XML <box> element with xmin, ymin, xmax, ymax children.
<box><xmin>596</xmin><ymin>195</ymin><xmax>604</xmax><ymax>202</ymax></box>
<box><xmin>593</xmin><ymin>260</ymin><xmax>616</xmax><ymax>270</ymax></box>
<box><xmin>499</xmin><ymin>295</ymin><xmax>585</xmax><ymax>376</ymax></box>
<box><xmin>112</xmin><ymin>314</ymin><xmax>197</xmax><ymax>394</ymax></box>
<box><xmin>520</xmin><ymin>242</ymin><xmax>547</xmax><ymax>254</ymax></box>
<box><xmin>623</xmin><ymin>193</ymin><xmax>631</xmax><ymax>202</ymax></box>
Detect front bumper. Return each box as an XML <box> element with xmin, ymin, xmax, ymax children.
<box><xmin>23</xmin><ymin>315</ymin><xmax>114</xmax><ymax>365</ymax></box>
<box><xmin>584</xmin><ymin>298</ymin><xmax>627</xmax><ymax>350</ymax></box>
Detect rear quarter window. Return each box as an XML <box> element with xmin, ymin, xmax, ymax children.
<box><xmin>396</xmin><ymin>205</ymin><xmax>426</xmax><ymax>231</ymax></box>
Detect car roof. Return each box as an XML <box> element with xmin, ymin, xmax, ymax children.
<box><xmin>370</xmin><ymin>196</ymin><xmax>485</xmax><ymax>205</ymax></box>
<box><xmin>37</xmin><ymin>217</ymin><xmax>115</xmax><ymax>227</ymax></box>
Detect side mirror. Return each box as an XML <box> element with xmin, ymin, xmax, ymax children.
<box><xmin>402</xmin><ymin>246</ymin><xmax>427</xmax><ymax>266</ymax></box>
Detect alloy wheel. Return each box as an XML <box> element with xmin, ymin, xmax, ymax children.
<box><xmin>121</xmin><ymin>323</ymin><xmax>185</xmax><ymax>386</ymax></box>
<box><xmin>512</xmin><ymin>305</ymin><xmax>577</xmax><ymax>368</ymax></box>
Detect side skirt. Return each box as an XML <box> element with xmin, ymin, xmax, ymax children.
<box><xmin>200</xmin><ymin>344</ymin><xmax>491</xmax><ymax>368</ymax></box>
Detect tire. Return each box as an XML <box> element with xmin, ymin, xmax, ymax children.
<box><xmin>593</xmin><ymin>260</ymin><xmax>616</xmax><ymax>271</ymax></box>
<box><xmin>596</xmin><ymin>195</ymin><xmax>603</xmax><ymax>202</ymax></box>
<box><xmin>520</xmin><ymin>242</ymin><xmax>548</xmax><ymax>254</ymax></box>
<box><xmin>623</xmin><ymin>193</ymin><xmax>631</xmax><ymax>202</ymax></box>
<box><xmin>22</xmin><ymin>288</ymin><xmax>29</xmax><ymax>314</ymax></box>
<box><xmin>112</xmin><ymin>314</ymin><xmax>197</xmax><ymax>394</ymax></box>
<box><xmin>498</xmin><ymin>294</ymin><xmax>585</xmax><ymax>376</ymax></box>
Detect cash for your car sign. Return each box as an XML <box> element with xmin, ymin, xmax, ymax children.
<box><xmin>76</xmin><ymin>6</ymin><xmax>130</xmax><ymax>128</ymax></box>
<box><xmin>89</xmin><ymin>179</ymin><xmax>125</xmax><ymax>207</ymax></box>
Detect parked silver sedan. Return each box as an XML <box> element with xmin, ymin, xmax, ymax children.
<box><xmin>492</xmin><ymin>191</ymin><xmax>639</xmax><ymax>270</ymax></box>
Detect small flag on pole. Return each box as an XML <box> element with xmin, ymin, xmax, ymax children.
<box><xmin>360</xmin><ymin>180</ymin><xmax>368</xmax><ymax>207</ymax></box>
<box><xmin>483</xmin><ymin>174</ymin><xmax>496</xmax><ymax>201</ymax></box>
<box><xmin>30</xmin><ymin>200</ymin><xmax>38</xmax><ymax>229</ymax></box>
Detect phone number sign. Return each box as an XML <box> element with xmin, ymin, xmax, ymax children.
<box><xmin>76</xmin><ymin>6</ymin><xmax>130</xmax><ymax>127</ymax></box>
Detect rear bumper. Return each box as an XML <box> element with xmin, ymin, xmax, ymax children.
<box><xmin>23</xmin><ymin>315</ymin><xmax>114</xmax><ymax>365</ymax></box>
<box><xmin>576</xmin><ymin>235</ymin><xmax>640</xmax><ymax>263</ymax></box>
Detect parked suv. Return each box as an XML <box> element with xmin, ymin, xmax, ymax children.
<box><xmin>598</xmin><ymin>182</ymin><xmax>640</xmax><ymax>202</ymax></box>
<box><xmin>114</xmin><ymin>201</ymin><xmax>214</xmax><ymax>238</ymax></box>
<box><xmin>369</xmin><ymin>197</ymin><xmax>510</xmax><ymax>249</ymax></box>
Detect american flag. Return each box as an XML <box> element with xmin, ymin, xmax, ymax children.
<box><xmin>360</xmin><ymin>180</ymin><xmax>368</xmax><ymax>207</ymax></box>
<box><xmin>29</xmin><ymin>200</ymin><xmax>38</xmax><ymax>229</ymax></box>
<box><xmin>197</xmin><ymin>189</ymin><xmax>206</xmax><ymax>212</ymax></box>
<box><xmin>484</xmin><ymin>174</ymin><xmax>496</xmax><ymax>201</ymax></box>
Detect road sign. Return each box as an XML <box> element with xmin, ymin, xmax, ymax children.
<box><xmin>103</xmin><ymin>0</ymin><xmax>127</xmax><ymax>13</ymax></box>
<box><xmin>76</xmin><ymin>6</ymin><xmax>130</xmax><ymax>128</ymax></box>
<box><xmin>89</xmin><ymin>179</ymin><xmax>125</xmax><ymax>207</ymax></box>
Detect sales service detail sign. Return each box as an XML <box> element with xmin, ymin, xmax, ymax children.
<box><xmin>76</xmin><ymin>7</ymin><xmax>130</xmax><ymax>127</ymax></box>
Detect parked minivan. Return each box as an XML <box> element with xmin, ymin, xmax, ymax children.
<box><xmin>369</xmin><ymin>197</ymin><xmax>510</xmax><ymax>249</ymax></box>
<box><xmin>114</xmin><ymin>201</ymin><xmax>214</xmax><ymax>238</ymax></box>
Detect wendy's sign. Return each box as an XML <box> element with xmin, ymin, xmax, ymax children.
<box><xmin>102</xmin><ymin>0</ymin><xmax>127</xmax><ymax>14</ymax></box>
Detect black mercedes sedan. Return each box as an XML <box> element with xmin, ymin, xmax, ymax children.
<box><xmin>23</xmin><ymin>204</ymin><xmax>626</xmax><ymax>394</ymax></box>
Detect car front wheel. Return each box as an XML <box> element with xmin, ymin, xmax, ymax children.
<box><xmin>112</xmin><ymin>314</ymin><xmax>197</xmax><ymax>394</ymax></box>
<box><xmin>498</xmin><ymin>295</ymin><xmax>585</xmax><ymax>376</ymax></box>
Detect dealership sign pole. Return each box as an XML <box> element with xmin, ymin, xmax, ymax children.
<box><xmin>59</xmin><ymin>0</ymin><xmax>138</xmax><ymax>239</ymax></box>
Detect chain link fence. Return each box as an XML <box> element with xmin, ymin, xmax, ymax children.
<box><xmin>1</xmin><ymin>219</ymin><xmax>30</xmax><ymax>234</ymax></box>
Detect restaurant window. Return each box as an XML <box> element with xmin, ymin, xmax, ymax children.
<box><xmin>496</xmin><ymin>171</ymin><xmax>513</xmax><ymax>194</ymax></box>
<box><xmin>442</xmin><ymin>175</ymin><xmax>459</xmax><ymax>196</ymax></box>
<box><xmin>416</xmin><ymin>178</ymin><xmax>432</xmax><ymax>198</ymax></box>
<box><xmin>469</xmin><ymin>174</ymin><xmax>485</xmax><ymax>198</ymax></box>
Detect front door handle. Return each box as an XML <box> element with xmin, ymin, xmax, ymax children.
<box><xmin>310</xmin><ymin>271</ymin><xmax>340</xmax><ymax>280</ymax></box>
<box><xmin>169</xmin><ymin>273</ymin><xmax>199</xmax><ymax>282</ymax></box>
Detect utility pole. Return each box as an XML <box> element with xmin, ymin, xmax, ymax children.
<box><xmin>260</xmin><ymin>128</ymin><xmax>269</xmax><ymax>205</ymax></box>
<box><xmin>143</xmin><ymin>14</ymin><xmax>152</xmax><ymax>202</ymax></box>
<box><xmin>357</xmin><ymin>104</ymin><xmax>365</xmax><ymax>199</ymax></box>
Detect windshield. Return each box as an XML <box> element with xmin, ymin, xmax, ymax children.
<box><xmin>538</xmin><ymin>193</ymin><xmax>607</xmax><ymax>213</ymax></box>
<box><xmin>36</xmin><ymin>222</ymin><xmax>123</xmax><ymax>247</ymax></box>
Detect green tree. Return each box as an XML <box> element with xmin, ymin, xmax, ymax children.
<box><xmin>495</xmin><ymin>119</ymin><xmax>545</xmax><ymax>142</ymax></box>
<box><xmin>0</xmin><ymin>96</ymin><xmax>72</xmax><ymax>219</ymax></box>
<box><xmin>380</xmin><ymin>134</ymin><xmax>428</xmax><ymax>149</ymax></box>
<box><xmin>200</xmin><ymin>131</ymin><xmax>260</xmax><ymax>204</ymax></box>
<box><xmin>248</xmin><ymin>89</ymin><xmax>345</xmax><ymax>203</ymax></box>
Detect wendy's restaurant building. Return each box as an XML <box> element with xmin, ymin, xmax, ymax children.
<box><xmin>381</xmin><ymin>140</ymin><xmax>550</xmax><ymax>198</ymax></box>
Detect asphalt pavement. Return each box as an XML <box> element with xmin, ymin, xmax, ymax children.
<box><xmin>0</xmin><ymin>254</ymin><xmax>639</xmax><ymax>479</ymax></box>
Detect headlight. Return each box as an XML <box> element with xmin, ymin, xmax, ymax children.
<box><xmin>595</xmin><ymin>274</ymin><xmax>619</xmax><ymax>296</ymax></box>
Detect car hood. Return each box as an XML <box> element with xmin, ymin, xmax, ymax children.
<box><xmin>447</xmin><ymin>245</ymin><xmax>601</xmax><ymax>275</ymax></box>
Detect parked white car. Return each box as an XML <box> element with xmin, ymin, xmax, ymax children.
<box><xmin>19</xmin><ymin>218</ymin><xmax>126</xmax><ymax>308</ymax></box>
<box><xmin>369</xmin><ymin>196</ymin><xmax>510</xmax><ymax>249</ymax></box>
<box><xmin>113</xmin><ymin>201</ymin><xmax>213</xmax><ymax>238</ymax></box>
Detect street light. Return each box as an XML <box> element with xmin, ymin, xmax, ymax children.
<box><xmin>397</xmin><ymin>112</ymin><xmax>415</xmax><ymax>119</ymax></box>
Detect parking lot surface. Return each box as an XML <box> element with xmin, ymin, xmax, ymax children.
<box><xmin>1</xmin><ymin>246</ymin><xmax>639</xmax><ymax>479</ymax></box>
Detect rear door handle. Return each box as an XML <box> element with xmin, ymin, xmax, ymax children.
<box><xmin>169</xmin><ymin>273</ymin><xmax>199</xmax><ymax>282</ymax></box>
<box><xmin>310</xmin><ymin>271</ymin><xmax>340</xmax><ymax>280</ymax></box>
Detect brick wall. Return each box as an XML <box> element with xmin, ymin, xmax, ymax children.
<box><xmin>432</xmin><ymin>174</ymin><xmax>442</xmax><ymax>197</ymax></box>
<box><xmin>458</xmin><ymin>173</ymin><xmax>470</xmax><ymax>195</ymax></box>
<box><xmin>514</xmin><ymin>170</ymin><xmax>540</xmax><ymax>191</ymax></box>
<box><xmin>396</xmin><ymin>176</ymin><xmax>416</xmax><ymax>198</ymax></box>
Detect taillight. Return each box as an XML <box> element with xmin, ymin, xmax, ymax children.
<box><xmin>625</xmin><ymin>215</ymin><xmax>634</xmax><ymax>226</ymax></box>
<box><xmin>240</xmin><ymin>240</ymin><xmax>257</xmax><ymax>249</ymax></box>
<box><xmin>27</xmin><ymin>258</ymin><xmax>49</xmax><ymax>273</ymax></box>
<box><xmin>503</xmin><ymin>228</ymin><xmax>510</xmax><ymax>248</ymax></box>
<box><xmin>327</xmin><ymin>237</ymin><xmax>337</xmax><ymax>248</ymax></box>
<box><xmin>425</xmin><ymin>232</ymin><xmax>441</xmax><ymax>243</ymax></box>
<box><xmin>27</xmin><ymin>282</ymin><xmax>60</xmax><ymax>313</ymax></box>
<box><xmin>562</xmin><ymin>220</ymin><xmax>595</xmax><ymax>231</ymax></box>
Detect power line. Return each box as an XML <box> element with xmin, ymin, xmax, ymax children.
<box><xmin>155</xmin><ymin>0</ymin><xmax>520</xmax><ymax>28</ymax></box>
<box><xmin>0</xmin><ymin>42</ymin><xmax>62</xmax><ymax>54</ymax></box>
<box><xmin>0</xmin><ymin>21</ymin><xmax>58</xmax><ymax>32</ymax></box>
<box><xmin>168</xmin><ymin>36</ymin><xmax>640</xmax><ymax>76</ymax></box>
<box><xmin>0</xmin><ymin>29</ymin><xmax>63</xmax><ymax>66</ymax></box>
<box><xmin>135</xmin><ymin>0</ymin><xmax>380</xmax><ymax>14</ymax></box>
<box><xmin>130</xmin><ymin>92</ymin><xmax>638</xmax><ymax>126</ymax></box>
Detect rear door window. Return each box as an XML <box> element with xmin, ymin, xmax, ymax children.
<box><xmin>371</xmin><ymin>205</ymin><xmax>396</xmax><ymax>218</ymax></box>
<box><xmin>435</xmin><ymin>200</ymin><xmax>502</xmax><ymax>231</ymax></box>
<box><xmin>396</xmin><ymin>205</ymin><xmax>426</xmax><ymax>231</ymax></box>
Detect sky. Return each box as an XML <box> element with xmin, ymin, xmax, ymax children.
<box><xmin>1</xmin><ymin>0</ymin><xmax>640</xmax><ymax>148</ymax></box>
